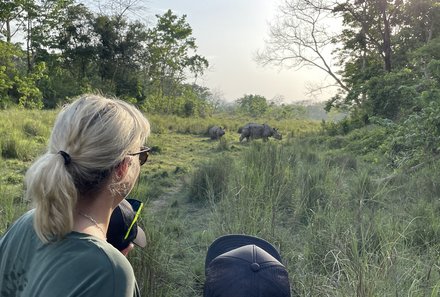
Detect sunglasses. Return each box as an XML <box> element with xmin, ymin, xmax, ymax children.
<box><xmin>128</xmin><ymin>146</ymin><xmax>151</xmax><ymax>166</ymax></box>
<box><xmin>124</xmin><ymin>199</ymin><xmax>144</xmax><ymax>240</ymax></box>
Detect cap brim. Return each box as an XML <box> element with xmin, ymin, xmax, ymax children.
<box><xmin>205</xmin><ymin>234</ymin><xmax>282</xmax><ymax>271</ymax></box>
<box><xmin>132</xmin><ymin>226</ymin><xmax>147</xmax><ymax>248</ymax></box>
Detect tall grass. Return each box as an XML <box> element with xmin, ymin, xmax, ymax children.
<box><xmin>147</xmin><ymin>113</ymin><xmax>320</xmax><ymax>139</ymax></box>
<box><xmin>0</xmin><ymin>109</ymin><xmax>54</xmax><ymax>233</ymax></box>
<box><xmin>0</xmin><ymin>164</ymin><xmax>28</xmax><ymax>234</ymax></box>
<box><xmin>0</xmin><ymin>109</ymin><xmax>53</xmax><ymax>160</ymax></box>
<box><xmin>184</xmin><ymin>139</ymin><xmax>440</xmax><ymax>296</ymax></box>
<box><xmin>3</xmin><ymin>109</ymin><xmax>440</xmax><ymax>296</ymax></box>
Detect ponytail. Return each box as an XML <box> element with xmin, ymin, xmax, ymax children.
<box><xmin>26</xmin><ymin>153</ymin><xmax>77</xmax><ymax>243</ymax></box>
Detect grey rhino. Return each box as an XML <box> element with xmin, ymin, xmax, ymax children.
<box><xmin>238</xmin><ymin>123</ymin><xmax>282</xmax><ymax>142</ymax></box>
<box><xmin>208</xmin><ymin>126</ymin><xmax>226</xmax><ymax>140</ymax></box>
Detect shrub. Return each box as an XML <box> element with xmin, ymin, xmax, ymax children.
<box><xmin>1</xmin><ymin>135</ymin><xmax>20</xmax><ymax>159</ymax></box>
<box><xmin>1</xmin><ymin>133</ymin><xmax>44</xmax><ymax>161</ymax></box>
<box><xmin>23</xmin><ymin>120</ymin><xmax>47</xmax><ymax>137</ymax></box>
<box><xmin>187</xmin><ymin>155</ymin><xmax>232</xmax><ymax>203</ymax></box>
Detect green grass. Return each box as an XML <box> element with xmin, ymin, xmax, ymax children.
<box><xmin>2</xmin><ymin>109</ymin><xmax>440</xmax><ymax>296</ymax></box>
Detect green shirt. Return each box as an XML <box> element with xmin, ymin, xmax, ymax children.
<box><xmin>0</xmin><ymin>210</ymin><xmax>141</xmax><ymax>297</ymax></box>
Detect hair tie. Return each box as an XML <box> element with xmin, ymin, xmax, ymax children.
<box><xmin>58</xmin><ymin>150</ymin><xmax>71</xmax><ymax>165</ymax></box>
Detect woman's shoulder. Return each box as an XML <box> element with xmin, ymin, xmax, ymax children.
<box><xmin>67</xmin><ymin>232</ymin><xmax>132</xmax><ymax>267</ymax></box>
<box><xmin>68</xmin><ymin>233</ymin><xmax>134</xmax><ymax>277</ymax></box>
<box><xmin>0</xmin><ymin>209</ymin><xmax>36</xmax><ymax>242</ymax></box>
<box><xmin>92</xmin><ymin>239</ymin><xmax>136</xmax><ymax>283</ymax></box>
<box><xmin>9</xmin><ymin>209</ymin><xmax>35</xmax><ymax>227</ymax></box>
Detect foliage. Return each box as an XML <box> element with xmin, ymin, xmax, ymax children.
<box><xmin>331</xmin><ymin>0</ymin><xmax>432</xmax><ymax>111</ymax></box>
<box><xmin>141</xmin><ymin>84</ymin><xmax>212</xmax><ymax>117</ymax></box>
<box><xmin>321</xmin><ymin>110</ymin><xmax>370</xmax><ymax>135</ymax></box>
<box><xmin>146</xmin><ymin>10</ymin><xmax>209</xmax><ymax>99</ymax></box>
<box><xmin>364</xmin><ymin>68</ymin><xmax>419</xmax><ymax>120</ymax></box>
<box><xmin>0</xmin><ymin>3</ymin><xmax>209</xmax><ymax>110</ymax></box>
<box><xmin>383</xmin><ymin>100</ymin><xmax>440</xmax><ymax>168</ymax></box>
<box><xmin>262</xmin><ymin>0</ymin><xmax>440</xmax><ymax>125</ymax></box>
<box><xmin>187</xmin><ymin>155</ymin><xmax>232</xmax><ymax>203</ymax></box>
<box><xmin>0</xmin><ymin>41</ymin><xmax>19</xmax><ymax>107</ymax></box>
<box><xmin>265</xmin><ymin>102</ymin><xmax>306</xmax><ymax>120</ymax></box>
<box><xmin>0</xmin><ymin>41</ymin><xmax>46</xmax><ymax>109</ymax></box>
<box><xmin>16</xmin><ymin>62</ymin><xmax>47</xmax><ymax>109</ymax></box>
<box><xmin>235</xmin><ymin>94</ymin><xmax>268</xmax><ymax>117</ymax></box>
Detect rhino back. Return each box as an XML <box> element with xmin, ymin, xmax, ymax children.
<box><xmin>248</xmin><ymin>124</ymin><xmax>265</xmax><ymax>138</ymax></box>
<box><xmin>239</xmin><ymin>123</ymin><xmax>255</xmax><ymax>136</ymax></box>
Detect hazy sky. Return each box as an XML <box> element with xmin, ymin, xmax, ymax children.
<box><xmin>147</xmin><ymin>0</ymin><xmax>335</xmax><ymax>103</ymax></box>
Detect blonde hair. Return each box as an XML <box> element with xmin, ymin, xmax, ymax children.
<box><xmin>25</xmin><ymin>94</ymin><xmax>150</xmax><ymax>243</ymax></box>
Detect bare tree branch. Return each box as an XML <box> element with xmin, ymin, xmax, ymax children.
<box><xmin>80</xmin><ymin>0</ymin><xmax>151</xmax><ymax>24</ymax></box>
<box><xmin>256</xmin><ymin>0</ymin><xmax>348</xmax><ymax>93</ymax></box>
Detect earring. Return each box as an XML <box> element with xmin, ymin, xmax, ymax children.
<box><xmin>108</xmin><ymin>181</ymin><xmax>130</xmax><ymax>198</ymax></box>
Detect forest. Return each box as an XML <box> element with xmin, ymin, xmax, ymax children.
<box><xmin>1</xmin><ymin>0</ymin><xmax>440</xmax><ymax>126</ymax></box>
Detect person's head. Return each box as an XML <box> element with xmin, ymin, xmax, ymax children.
<box><xmin>204</xmin><ymin>234</ymin><xmax>291</xmax><ymax>297</ymax></box>
<box><xmin>25</xmin><ymin>94</ymin><xmax>150</xmax><ymax>243</ymax></box>
<box><xmin>107</xmin><ymin>198</ymin><xmax>147</xmax><ymax>256</ymax></box>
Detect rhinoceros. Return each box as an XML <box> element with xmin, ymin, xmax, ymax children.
<box><xmin>208</xmin><ymin>126</ymin><xmax>226</xmax><ymax>140</ymax></box>
<box><xmin>238</xmin><ymin>123</ymin><xmax>282</xmax><ymax>142</ymax></box>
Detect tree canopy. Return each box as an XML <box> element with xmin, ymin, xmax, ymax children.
<box><xmin>259</xmin><ymin>0</ymin><xmax>440</xmax><ymax>120</ymax></box>
<box><xmin>0</xmin><ymin>1</ymin><xmax>209</xmax><ymax>115</ymax></box>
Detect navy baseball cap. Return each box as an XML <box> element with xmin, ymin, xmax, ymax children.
<box><xmin>204</xmin><ymin>234</ymin><xmax>291</xmax><ymax>297</ymax></box>
<box><xmin>107</xmin><ymin>198</ymin><xmax>147</xmax><ymax>251</ymax></box>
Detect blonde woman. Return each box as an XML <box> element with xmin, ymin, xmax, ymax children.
<box><xmin>0</xmin><ymin>94</ymin><xmax>150</xmax><ymax>297</ymax></box>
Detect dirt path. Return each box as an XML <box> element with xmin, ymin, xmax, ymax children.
<box><xmin>148</xmin><ymin>182</ymin><xmax>183</xmax><ymax>213</ymax></box>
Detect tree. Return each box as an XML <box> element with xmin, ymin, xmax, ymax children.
<box><xmin>256</xmin><ymin>0</ymin><xmax>347</xmax><ymax>93</ymax></box>
<box><xmin>92</xmin><ymin>14</ymin><xmax>149</xmax><ymax>98</ymax></box>
<box><xmin>0</xmin><ymin>3</ymin><xmax>210</xmax><ymax>110</ymax></box>
<box><xmin>236</xmin><ymin>94</ymin><xmax>268</xmax><ymax>117</ymax></box>
<box><xmin>55</xmin><ymin>4</ymin><xmax>96</xmax><ymax>80</ymax></box>
<box><xmin>145</xmin><ymin>10</ymin><xmax>209</xmax><ymax>101</ymax></box>
<box><xmin>0</xmin><ymin>0</ymin><xmax>27</xmax><ymax>43</ymax></box>
<box><xmin>259</xmin><ymin>0</ymin><xmax>440</xmax><ymax>116</ymax></box>
<box><xmin>333</xmin><ymin>0</ymin><xmax>409</xmax><ymax>76</ymax></box>
<box><xmin>329</xmin><ymin>0</ymin><xmax>440</xmax><ymax>112</ymax></box>
<box><xmin>0</xmin><ymin>41</ymin><xmax>20</xmax><ymax>105</ymax></box>
<box><xmin>0</xmin><ymin>40</ymin><xmax>46</xmax><ymax>109</ymax></box>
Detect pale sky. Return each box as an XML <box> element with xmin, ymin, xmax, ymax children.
<box><xmin>148</xmin><ymin>0</ymin><xmax>337</xmax><ymax>103</ymax></box>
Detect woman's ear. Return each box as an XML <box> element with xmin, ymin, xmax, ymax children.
<box><xmin>114</xmin><ymin>157</ymin><xmax>131</xmax><ymax>181</ymax></box>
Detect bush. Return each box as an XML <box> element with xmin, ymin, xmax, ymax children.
<box><xmin>382</xmin><ymin>101</ymin><xmax>440</xmax><ymax>168</ymax></box>
<box><xmin>187</xmin><ymin>155</ymin><xmax>232</xmax><ymax>203</ymax></box>
<box><xmin>1</xmin><ymin>133</ymin><xmax>43</xmax><ymax>161</ymax></box>
<box><xmin>23</xmin><ymin>120</ymin><xmax>47</xmax><ymax>137</ymax></box>
<box><xmin>1</xmin><ymin>136</ymin><xmax>20</xmax><ymax>159</ymax></box>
